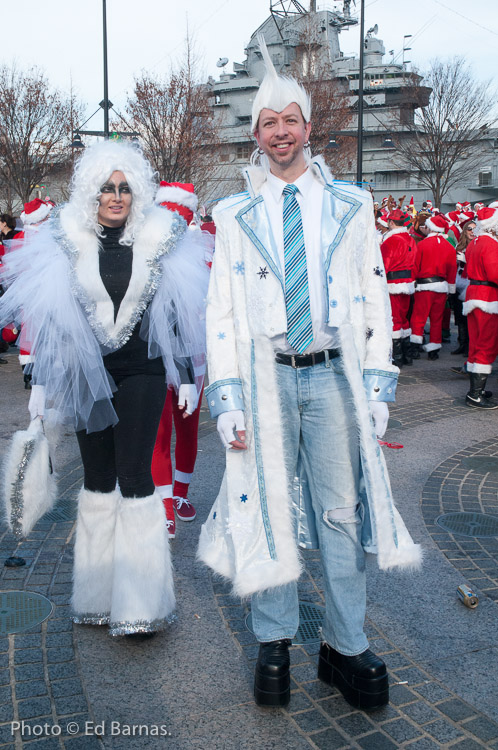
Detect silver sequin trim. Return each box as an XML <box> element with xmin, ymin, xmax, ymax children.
<box><xmin>53</xmin><ymin>212</ymin><xmax>186</xmax><ymax>351</ymax></box>
<box><xmin>72</xmin><ymin>613</ymin><xmax>110</xmax><ymax>626</ymax></box>
<box><xmin>108</xmin><ymin>614</ymin><xmax>176</xmax><ymax>637</ymax></box>
<box><xmin>10</xmin><ymin>437</ymin><xmax>37</xmax><ymax>538</ymax></box>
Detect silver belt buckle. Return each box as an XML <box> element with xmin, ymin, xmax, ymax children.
<box><xmin>290</xmin><ymin>355</ymin><xmax>296</xmax><ymax>368</ymax></box>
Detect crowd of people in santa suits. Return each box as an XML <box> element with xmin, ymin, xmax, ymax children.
<box><xmin>0</xmin><ymin>187</ymin><xmax>216</xmax><ymax>539</ymax></box>
<box><xmin>375</xmin><ymin>197</ymin><xmax>498</xmax><ymax>411</ymax></box>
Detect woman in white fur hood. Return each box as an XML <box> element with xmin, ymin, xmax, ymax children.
<box><xmin>0</xmin><ymin>140</ymin><xmax>209</xmax><ymax>637</ymax></box>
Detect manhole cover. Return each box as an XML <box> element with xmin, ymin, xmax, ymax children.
<box><xmin>436</xmin><ymin>512</ymin><xmax>498</xmax><ymax>538</ymax></box>
<box><xmin>0</xmin><ymin>591</ymin><xmax>53</xmax><ymax>635</ymax></box>
<box><xmin>246</xmin><ymin>601</ymin><xmax>324</xmax><ymax>645</ymax></box>
<box><xmin>461</xmin><ymin>456</ymin><xmax>498</xmax><ymax>474</ymax></box>
<box><xmin>387</xmin><ymin>419</ymin><xmax>402</xmax><ymax>429</ymax></box>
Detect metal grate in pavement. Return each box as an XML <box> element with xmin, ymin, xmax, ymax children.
<box><xmin>246</xmin><ymin>601</ymin><xmax>325</xmax><ymax>645</ymax></box>
<box><xmin>0</xmin><ymin>590</ymin><xmax>53</xmax><ymax>634</ymax></box>
<box><xmin>436</xmin><ymin>512</ymin><xmax>498</xmax><ymax>538</ymax></box>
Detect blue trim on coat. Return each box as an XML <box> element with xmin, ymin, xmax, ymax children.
<box><xmin>250</xmin><ymin>340</ymin><xmax>277</xmax><ymax>560</ymax></box>
<box><xmin>205</xmin><ymin>379</ymin><xmax>244</xmax><ymax>418</ymax></box>
<box><xmin>236</xmin><ymin>198</ymin><xmax>284</xmax><ymax>291</ymax></box>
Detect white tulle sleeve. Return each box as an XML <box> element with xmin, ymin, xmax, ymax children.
<box><xmin>0</xmin><ymin>227</ymin><xmax>117</xmax><ymax>433</ymax></box>
<box><xmin>142</xmin><ymin>227</ymin><xmax>209</xmax><ymax>391</ymax></box>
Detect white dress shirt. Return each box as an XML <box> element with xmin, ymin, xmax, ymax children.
<box><xmin>260</xmin><ymin>167</ymin><xmax>340</xmax><ymax>354</ymax></box>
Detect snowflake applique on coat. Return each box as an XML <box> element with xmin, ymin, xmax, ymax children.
<box><xmin>257</xmin><ymin>266</ymin><xmax>268</xmax><ymax>279</ymax></box>
<box><xmin>234</xmin><ymin>261</ymin><xmax>245</xmax><ymax>275</ymax></box>
<box><xmin>373</xmin><ymin>266</ymin><xmax>384</xmax><ymax>277</ymax></box>
<box><xmin>366</xmin><ymin>327</ymin><xmax>374</xmax><ymax>341</ymax></box>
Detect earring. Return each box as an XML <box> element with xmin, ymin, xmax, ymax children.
<box><xmin>257</xmin><ymin>148</ymin><xmax>264</xmax><ymax>155</ymax></box>
<box><xmin>304</xmin><ymin>141</ymin><xmax>311</xmax><ymax>148</ymax></box>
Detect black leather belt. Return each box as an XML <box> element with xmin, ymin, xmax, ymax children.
<box><xmin>275</xmin><ymin>349</ymin><xmax>340</xmax><ymax>368</ymax></box>
<box><xmin>469</xmin><ymin>279</ymin><xmax>498</xmax><ymax>289</ymax></box>
<box><xmin>416</xmin><ymin>276</ymin><xmax>445</xmax><ymax>284</ymax></box>
<box><xmin>386</xmin><ymin>270</ymin><xmax>411</xmax><ymax>280</ymax></box>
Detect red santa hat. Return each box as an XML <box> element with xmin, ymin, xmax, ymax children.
<box><xmin>458</xmin><ymin>210</ymin><xmax>475</xmax><ymax>225</ymax></box>
<box><xmin>20</xmin><ymin>198</ymin><xmax>52</xmax><ymax>225</ymax></box>
<box><xmin>155</xmin><ymin>182</ymin><xmax>198</xmax><ymax>225</ymax></box>
<box><xmin>425</xmin><ymin>213</ymin><xmax>449</xmax><ymax>234</ymax></box>
<box><xmin>377</xmin><ymin>210</ymin><xmax>389</xmax><ymax>228</ymax></box>
<box><xmin>474</xmin><ymin>202</ymin><xmax>485</xmax><ymax>212</ymax></box>
<box><xmin>476</xmin><ymin>206</ymin><xmax>498</xmax><ymax>233</ymax></box>
<box><xmin>446</xmin><ymin>211</ymin><xmax>460</xmax><ymax>224</ymax></box>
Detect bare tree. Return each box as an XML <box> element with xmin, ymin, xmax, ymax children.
<box><xmin>291</xmin><ymin>18</ymin><xmax>355</xmax><ymax>177</ymax></box>
<box><xmin>393</xmin><ymin>57</ymin><xmax>495</xmax><ymax>207</ymax></box>
<box><xmin>125</xmin><ymin>36</ymin><xmax>223</xmax><ymax>201</ymax></box>
<box><xmin>0</xmin><ymin>65</ymin><xmax>85</xmax><ymax>212</ymax></box>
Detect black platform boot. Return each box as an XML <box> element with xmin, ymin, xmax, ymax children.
<box><xmin>466</xmin><ymin>373</ymin><xmax>498</xmax><ymax>409</ymax></box>
<box><xmin>428</xmin><ymin>349</ymin><xmax>439</xmax><ymax>360</ymax></box>
<box><xmin>401</xmin><ymin>337</ymin><xmax>413</xmax><ymax>366</ymax></box>
<box><xmin>392</xmin><ymin>338</ymin><xmax>404</xmax><ymax>368</ymax></box>
<box><xmin>318</xmin><ymin>642</ymin><xmax>389</xmax><ymax>710</ymax></box>
<box><xmin>254</xmin><ymin>639</ymin><xmax>291</xmax><ymax>706</ymax></box>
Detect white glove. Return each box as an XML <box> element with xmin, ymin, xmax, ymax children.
<box><xmin>28</xmin><ymin>384</ymin><xmax>45</xmax><ymax>420</ymax></box>
<box><xmin>369</xmin><ymin>400</ymin><xmax>389</xmax><ymax>438</ymax></box>
<box><xmin>178</xmin><ymin>384</ymin><xmax>198</xmax><ymax>416</ymax></box>
<box><xmin>217</xmin><ymin>410</ymin><xmax>246</xmax><ymax>450</ymax></box>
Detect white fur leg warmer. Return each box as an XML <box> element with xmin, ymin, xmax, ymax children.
<box><xmin>109</xmin><ymin>492</ymin><xmax>175</xmax><ymax>636</ymax></box>
<box><xmin>72</xmin><ymin>487</ymin><xmax>119</xmax><ymax>625</ymax></box>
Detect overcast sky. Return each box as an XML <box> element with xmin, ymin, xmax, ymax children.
<box><xmin>2</xmin><ymin>0</ymin><xmax>496</xmax><ymax>129</ymax></box>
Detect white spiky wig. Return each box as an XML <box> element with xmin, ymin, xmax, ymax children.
<box><xmin>68</xmin><ymin>140</ymin><xmax>157</xmax><ymax>246</ymax></box>
<box><xmin>251</xmin><ymin>34</ymin><xmax>311</xmax><ymax>132</ymax></box>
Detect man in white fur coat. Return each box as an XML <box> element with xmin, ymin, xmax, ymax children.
<box><xmin>198</xmin><ymin>38</ymin><xmax>422</xmax><ymax>710</ymax></box>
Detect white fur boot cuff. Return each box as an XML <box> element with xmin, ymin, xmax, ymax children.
<box><xmin>109</xmin><ymin>492</ymin><xmax>175</xmax><ymax>636</ymax></box>
<box><xmin>72</xmin><ymin>487</ymin><xmax>119</xmax><ymax>625</ymax></box>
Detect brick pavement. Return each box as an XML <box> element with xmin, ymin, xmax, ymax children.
<box><xmin>0</xmin><ymin>341</ymin><xmax>498</xmax><ymax>746</ymax></box>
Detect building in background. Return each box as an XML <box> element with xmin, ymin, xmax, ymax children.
<box><xmin>206</xmin><ymin>1</ymin><xmax>498</xmax><ymax>210</ymax></box>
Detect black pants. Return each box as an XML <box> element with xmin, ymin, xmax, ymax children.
<box><xmin>76</xmin><ymin>374</ymin><xmax>167</xmax><ymax>498</ymax></box>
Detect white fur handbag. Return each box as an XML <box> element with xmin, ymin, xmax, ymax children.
<box><xmin>3</xmin><ymin>418</ymin><xmax>57</xmax><ymax>538</ymax></box>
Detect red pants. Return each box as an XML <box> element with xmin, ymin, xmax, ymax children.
<box><xmin>467</xmin><ymin>308</ymin><xmax>498</xmax><ymax>374</ymax></box>
<box><xmin>442</xmin><ymin>306</ymin><xmax>451</xmax><ymax>330</ymax></box>
<box><xmin>411</xmin><ymin>291</ymin><xmax>447</xmax><ymax>347</ymax></box>
<box><xmin>390</xmin><ymin>294</ymin><xmax>411</xmax><ymax>337</ymax></box>
<box><xmin>151</xmin><ymin>384</ymin><xmax>204</xmax><ymax>498</ymax></box>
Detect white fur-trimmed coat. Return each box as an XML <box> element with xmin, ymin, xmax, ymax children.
<box><xmin>198</xmin><ymin>158</ymin><xmax>422</xmax><ymax>597</ymax></box>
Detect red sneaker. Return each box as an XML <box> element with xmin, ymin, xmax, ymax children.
<box><xmin>173</xmin><ymin>496</ymin><xmax>196</xmax><ymax>522</ymax></box>
<box><xmin>162</xmin><ymin>498</ymin><xmax>176</xmax><ymax>538</ymax></box>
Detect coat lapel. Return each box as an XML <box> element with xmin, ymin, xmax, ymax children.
<box><xmin>321</xmin><ymin>185</ymin><xmax>362</xmax><ymax>270</ymax></box>
<box><xmin>236</xmin><ymin>197</ymin><xmax>284</xmax><ymax>290</ymax></box>
<box><xmin>58</xmin><ymin>205</ymin><xmax>184</xmax><ymax>349</ymax></box>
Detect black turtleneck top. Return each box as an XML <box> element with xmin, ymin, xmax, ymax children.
<box><xmin>98</xmin><ymin>225</ymin><xmax>165</xmax><ymax>379</ymax></box>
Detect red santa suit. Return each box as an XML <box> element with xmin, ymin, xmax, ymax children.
<box><xmin>410</xmin><ymin>215</ymin><xmax>457</xmax><ymax>354</ymax></box>
<box><xmin>151</xmin><ymin>182</ymin><xmax>208</xmax><ymax>537</ymax></box>
<box><xmin>464</xmin><ymin>226</ymin><xmax>498</xmax><ymax>374</ymax></box>
<box><xmin>380</xmin><ymin>224</ymin><xmax>417</xmax><ymax>340</ymax></box>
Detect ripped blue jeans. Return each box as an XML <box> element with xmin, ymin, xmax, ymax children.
<box><xmin>250</xmin><ymin>356</ymin><xmax>369</xmax><ymax>656</ymax></box>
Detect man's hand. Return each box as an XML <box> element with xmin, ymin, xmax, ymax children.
<box><xmin>369</xmin><ymin>400</ymin><xmax>389</xmax><ymax>438</ymax></box>
<box><xmin>217</xmin><ymin>410</ymin><xmax>247</xmax><ymax>450</ymax></box>
<box><xmin>178</xmin><ymin>385</ymin><xmax>198</xmax><ymax>418</ymax></box>
<box><xmin>28</xmin><ymin>384</ymin><xmax>45</xmax><ymax>420</ymax></box>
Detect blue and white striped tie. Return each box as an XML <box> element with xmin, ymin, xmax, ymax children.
<box><xmin>283</xmin><ymin>184</ymin><xmax>313</xmax><ymax>353</ymax></box>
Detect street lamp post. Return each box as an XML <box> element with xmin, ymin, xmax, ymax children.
<box><xmin>356</xmin><ymin>0</ymin><xmax>365</xmax><ymax>186</ymax></box>
<box><xmin>102</xmin><ymin>0</ymin><xmax>110</xmax><ymax>139</ymax></box>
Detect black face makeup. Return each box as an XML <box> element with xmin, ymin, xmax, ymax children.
<box><xmin>100</xmin><ymin>181</ymin><xmax>132</xmax><ymax>196</ymax></box>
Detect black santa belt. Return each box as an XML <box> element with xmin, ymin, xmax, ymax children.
<box><xmin>386</xmin><ymin>270</ymin><xmax>412</xmax><ymax>281</ymax></box>
<box><xmin>469</xmin><ymin>279</ymin><xmax>498</xmax><ymax>289</ymax></box>
<box><xmin>416</xmin><ymin>276</ymin><xmax>445</xmax><ymax>285</ymax></box>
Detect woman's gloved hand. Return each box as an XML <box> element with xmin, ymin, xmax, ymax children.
<box><xmin>28</xmin><ymin>384</ymin><xmax>45</xmax><ymax>420</ymax></box>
